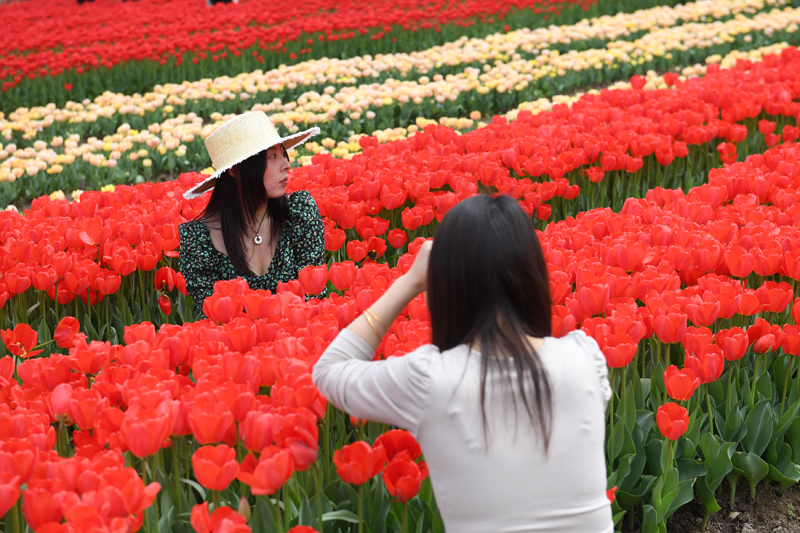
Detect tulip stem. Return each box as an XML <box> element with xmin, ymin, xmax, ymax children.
<box><xmin>8</xmin><ymin>497</ymin><xmax>20</xmax><ymax>533</ymax></box>
<box><xmin>214</xmin><ymin>489</ymin><xmax>220</xmax><ymax>512</ymax></box>
<box><xmin>141</xmin><ymin>457</ymin><xmax>151</xmax><ymax>533</ymax></box>
<box><xmin>663</xmin><ymin>439</ymin><xmax>674</xmax><ymax>485</ymax></box>
<box><xmin>705</xmin><ymin>384</ymin><xmax>714</xmax><ymax>436</ymax></box>
<box><xmin>313</xmin><ymin>462</ymin><xmax>324</xmax><ymax>530</ymax></box>
<box><xmin>358</xmin><ymin>483</ymin><xmax>364</xmax><ymax>533</ymax></box>
<box><xmin>664</xmin><ymin>343</ymin><xmax>671</xmax><ymax>370</ymax></box>
<box><xmin>171</xmin><ymin>442</ymin><xmax>182</xmax><ymax>515</ymax></box>
<box><xmin>781</xmin><ymin>356</ymin><xmax>795</xmax><ymax>417</ymax></box>
<box><xmin>608</xmin><ymin>367</ymin><xmax>616</xmax><ymax>464</ymax></box>
<box><xmin>151</xmin><ymin>456</ymin><xmax>161</xmax><ymax>526</ymax></box>
<box><xmin>402</xmin><ymin>502</ymin><xmax>408</xmax><ymax>533</ymax></box>
<box><xmin>277</xmin><ymin>488</ymin><xmax>284</xmax><ymax>532</ymax></box>
<box><xmin>750</xmin><ymin>355</ymin><xmax>760</xmax><ymax>405</ymax></box>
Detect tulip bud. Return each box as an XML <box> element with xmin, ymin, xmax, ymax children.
<box><xmin>238</xmin><ymin>496</ymin><xmax>251</xmax><ymax>522</ymax></box>
<box><xmin>158</xmin><ymin>294</ymin><xmax>171</xmax><ymax>316</ymax></box>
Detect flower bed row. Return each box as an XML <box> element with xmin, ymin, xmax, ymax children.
<box><xmin>2</xmin><ymin>21</ymin><xmax>799</xmax><ymax>210</ymax></box>
<box><xmin>4</xmin><ymin>2</ymin><xmax>798</xmax><ymax>198</ymax></box>
<box><xmin>0</xmin><ymin>0</ymin><xmax>678</xmax><ymax>111</ymax></box>
<box><xmin>0</xmin><ymin>46</ymin><xmax>799</xmax><ymax>350</ymax></box>
<box><xmin>2</xmin><ymin>136</ymin><xmax>800</xmax><ymax>531</ymax></box>
<box><xmin>6</xmin><ymin>0</ymin><xmax>783</xmax><ymax>147</ymax></box>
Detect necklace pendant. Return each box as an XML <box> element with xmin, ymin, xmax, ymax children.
<box><xmin>254</xmin><ymin>234</ymin><xmax>263</xmax><ymax>245</ymax></box>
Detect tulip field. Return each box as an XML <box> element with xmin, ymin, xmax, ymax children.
<box><xmin>2</xmin><ymin>0</ymin><xmax>800</xmax><ymax>531</ymax></box>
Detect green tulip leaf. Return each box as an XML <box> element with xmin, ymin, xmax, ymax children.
<box><xmin>676</xmin><ymin>458</ymin><xmax>705</xmax><ymax>482</ymax></box>
<box><xmin>766</xmin><ymin>441</ymin><xmax>800</xmax><ymax>492</ymax></box>
<box><xmin>665</xmin><ymin>478</ymin><xmax>696</xmax><ymax>519</ymax></box>
<box><xmin>732</xmin><ymin>451</ymin><xmax>769</xmax><ymax>500</ymax></box>
<box><xmin>774</xmin><ymin>400</ymin><xmax>800</xmax><ymax>439</ymax></box>
<box><xmin>636</xmin><ymin>409</ymin><xmax>655</xmax><ymax>441</ymax></box>
<box><xmin>620</xmin><ymin>424</ymin><xmax>648</xmax><ymax>493</ymax></box>
<box><xmin>698</xmin><ymin>432</ymin><xmax>735</xmax><ymax>492</ymax></box>
<box><xmin>640</xmin><ymin>504</ymin><xmax>658</xmax><ymax>533</ymax></box>
<box><xmin>323</xmin><ymin>510</ymin><xmax>361</xmax><ymax>523</ymax></box>
<box><xmin>722</xmin><ymin>404</ymin><xmax>746</xmax><ymax>444</ymax></box>
<box><xmin>742</xmin><ymin>400</ymin><xmax>773</xmax><ymax>457</ymax></box>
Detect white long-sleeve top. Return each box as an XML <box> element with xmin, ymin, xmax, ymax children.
<box><xmin>312</xmin><ymin>328</ymin><xmax>614</xmax><ymax>533</ymax></box>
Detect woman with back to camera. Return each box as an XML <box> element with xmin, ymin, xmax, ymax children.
<box><xmin>179</xmin><ymin>111</ymin><xmax>325</xmax><ymax>318</ymax></box>
<box><xmin>313</xmin><ymin>194</ymin><xmax>613</xmax><ymax>533</ymax></box>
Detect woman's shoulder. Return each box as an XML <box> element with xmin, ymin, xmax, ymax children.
<box><xmin>547</xmin><ymin>330</ymin><xmax>611</xmax><ymax>401</ymax></box>
<box><xmin>179</xmin><ymin>220</ymin><xmax>214</xmax><ymax>252</ymax></box>
<box><xmin>287</xmin><ymin>190</ymin><xmax>320</xmax><ymax>220</ymax></box>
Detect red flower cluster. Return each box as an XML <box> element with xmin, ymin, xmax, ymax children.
<box><xmin>0</xmin><ymin>0</ymin><xmax>593</xmax><ymax>92</ymax></box>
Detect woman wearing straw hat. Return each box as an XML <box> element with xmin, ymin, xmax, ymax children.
<box><xmin>178</xmin><ymin>111</ymin><xmax>323</xmax><ymax>318</ymax></box>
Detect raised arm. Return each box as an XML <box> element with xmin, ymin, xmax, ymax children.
<box><xmin>312</xmin><ymin>241</ymin><xmax>433</xmax><ymax>431</ymax></box>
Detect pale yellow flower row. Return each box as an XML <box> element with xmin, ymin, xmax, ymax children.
<box><xmin>0</xmin><ymin>0</ymin><xmax>786</xmax><ymax>142</ymax></box>
<box><xmin>1</xmin><ymin>7</ymin><xmax>794</xmax><ymax>184</ymax></box>
<box><xmin>249</xmin><ymin>40</ymin><xmax>796</xmax><ymax>163</ymax></box>
<box><xmin>23</xmin><ymin>39</ymin><xmax>787</xmax><ymax>209</ymax></box>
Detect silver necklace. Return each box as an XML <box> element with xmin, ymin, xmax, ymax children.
<box><xmin>248</xmin><ymin>207</ymin><xmax>269</xmax><ymax>245</ymax></box>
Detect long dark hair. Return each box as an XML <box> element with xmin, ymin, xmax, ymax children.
<box><xmin>427</xmin><ymin>194</ymin><xmax>553</xmax><ymax>450</ymax></box>
<box><xmin>198</xmin><ymin>149</ymin><xmax>289</xmax><ymax>277</ymax></box>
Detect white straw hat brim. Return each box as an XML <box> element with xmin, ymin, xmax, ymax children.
<box><xmin>183</xmin><ymin>112</ymin><xmax>320</xmax><ymax>200</ymax></box>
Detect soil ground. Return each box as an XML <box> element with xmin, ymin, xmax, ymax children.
<box><xmin>639</xmin><ymin>478</ymin><xmax>800</xmax><ymax>533</ymax></box>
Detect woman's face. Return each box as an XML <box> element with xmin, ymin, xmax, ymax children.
<box><xmin>263</xmin><ymin>144</ymin><xmax>290</xmax><ymax>198</ymax></box>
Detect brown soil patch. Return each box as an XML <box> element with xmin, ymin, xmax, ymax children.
<box><xmin>664</xmin><ymin>478</ymin><xmax>800</xmax><ymax>533</ymax></box>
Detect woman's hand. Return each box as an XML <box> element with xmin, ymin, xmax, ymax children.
<box><xmin>404</xmin><ymin>240</ymin><xmax>432</xmax><ymax>294</ymax></box>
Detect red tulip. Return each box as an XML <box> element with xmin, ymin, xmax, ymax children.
<box><xmin>606</xmin><ymin>486</ymin><xmax>617</xmax><ymax>504</ymax></box>
<box><xmin>154</xmin><ymin>266</ymin><xmax>176</xmax><ymax>292</ymax></box>
<box><xmin>1</xmin><ymin>323</ymin><xmax>41</xmax><ymax>358</ymax></box>
<box><xmin>716</xmin><ymin>327</ymin><xmax>748</xmax><ymax>361</ymax></box>
<box><xmin>191</xmin><ymin>502</ymin><xmax>250</xmax><ymax>533</ymax></box>
<box><xmin>382</xmin><ymin>453</ymin><xmax>428</xmax><ymax>503</ymax></box>
<box><xmin>329</xmin><ymin>261</ymin><xmax>358</xmax><ymax>291</ymax></box>
<box><xmin>192</xmin><ymin>445</ymin><xmax>240</xmax><ymax>491</ymax></box>
<box><xmin>664</xmin><ymin>365</ymin><xmax>700</xmax><ymax>401</ymax></box>
<box><xmin>346</xmin><ymin>240</ymin><xmax>368</xmax><ymax>262</ymax></box>
<box><xmin>21</xmin><ymin>485</ymin><xmax>60</xmax><ymax>530</ymax></box>
<box><xmin>67</xmin><ymin>340</ymin><xmax>114</xmax><ymax>375</ymax></box>
<box><xmin>188</xmin><ymin>403</ymin><xmax>234</xmax><ymax>445</ymax></box>
<box><xmin>653</xmin><ymin>311</ymin><xmax>687</xmax><ymax>344</ymax></box>
<box><xmin>120</xmin><ymin>408</ymin><xmax>173</xmax><ymax>458</ymax></box>
<box><xmin>783</xmin><ymin>325</ymin><xmax>800</xmax><ymax>356</ymax></box>
<box><xmin>53</xmin><ymin>316</ymin><xmax>80</xmax><ymax>349</ymax></box>
<box><xmin>0</xmin><ymin>472</ymin><xmax>20</xmax><ymax>516</ymax></box>
<box><xmin>657</xmin><ymin>403</ymin><xmax>689</xmax><ymax>440</ymax></box>
<box><xmin>374</xmin><ymin>429</ymin><xmax>422</xmax><ymax>461</ymax></box>
<box><xmin>387</xmin><ymin>229</ymin><xmax>408</xmax><ymax>249</ymax></box>
<box><xmin>601</xmin><ymin>333</ymin><xmax>637</xmax><ymax>368</ymax></box>
<box><xmin>684</xmin><ymin>346</ymin><xmax>724</xmax><ymax>384</ymax></box>
<box><xmin>158</xmin><ymin>294</ymin><xmax>172</xmax><ymax>315</ymax></box>
<box><xmin>577</xmin><ymin>284</ymin><xmax>609</xmax><ymax>317</ymax></box>
<box><xmin>298</xmin><ymin>265</ymin><xmax>328</xmax><ymax>296</ymax></box>
<box><xmin>237</xmin><ymin>446</ymin><xmax>294</xmax><ymax>496</ymax></box>
<box><xmin>333</xmin><ymin>441</ymin><xmax>387</xmax><ymax>485</ymax></box>
<box><xmin>68</xmin><ymin>387</ymin><xmax>109</xmax><ymax>430</ymax></box>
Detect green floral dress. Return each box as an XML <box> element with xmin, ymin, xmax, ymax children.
<box><xmin>178</xmin><ymin>190</ymin><xmax>326</xmax><ymax>318</ymax></box>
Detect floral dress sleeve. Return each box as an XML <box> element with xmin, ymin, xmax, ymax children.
<box><xmin>287</xmin><ymin>190</ymin><xmax>328</xmax><ymax>298</ymax></box>
<box><xmin>178</xmin><ymin>221</ymin><xmax>217</xmax><ymax>318</ymax></box>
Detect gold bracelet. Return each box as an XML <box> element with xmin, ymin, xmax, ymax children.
<box><xmin>365</xmin><ymin>309</ymin><xmax>389</xmax><ymax>332</ymax></box>
<box><xmin>363</xmin><ymin>311</ymin><xmax>382</xmax><ymax>341</ymax></box>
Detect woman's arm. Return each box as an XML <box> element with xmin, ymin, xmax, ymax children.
<box><xmin>178</xmin><ymin>223</ymin><xmax>217</xmax><ymax>319</ymax></box>
<box><xmin>312</xmin><ymin>241</ymin><xmax>433</xmax><ymax>430</ymax></box>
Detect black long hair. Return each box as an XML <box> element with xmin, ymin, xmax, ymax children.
<box><xmin>427</xmin><ymin>194</ymin><xmax>553</xmax><ymax>450</ymax></box>
<box><xmin>198</xmin><ymin>149</ymin><xmax>289</xmax><ymax>277</ymax></box>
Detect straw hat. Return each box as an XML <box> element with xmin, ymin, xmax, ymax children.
<box><xmin>183</xmin><ymin>111</ymin><xmax>320</xmax><ymax>199</ymax></box>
